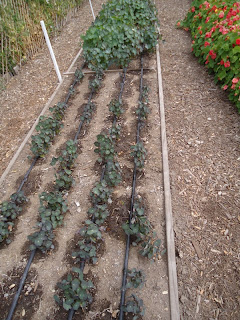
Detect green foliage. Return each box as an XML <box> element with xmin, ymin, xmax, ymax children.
<box><xmin>178</xmin><ymin>0</ymin><xmax>240</xmax><ymax>112</ymax></box>
<box><xmin>80</xmin><ymin>101</ymin><xmax>96</xmax><ymax>124</ymax></box>
<box><xmin>72</xmin><ymin>239</ymin><xmax>98</xmax><ymax>264</ymax></box>
<box><xmin>28</xmin><ymin>229</ymin><xmax>54</xmax><ymax>252</ymax></box>
<box><xmin>89</xmin><ymin>71</ymin><xmax>103</xmax><ymax>92</ymax></box>
<box><xmin>79</xmin><ymin>220</ymin><xmax>102</xmax><ymax>243</ymax></box>
<box><xmin>30</xmin><ymin>116</ymin><xmax>62</xmax><ymax>157</ymax></box>
<box><xmin>54</xmin><ymin>268</ymin><xmax>94</xmax><ymax>311</ymax></box>
<box><xmin>49</xmin><ymin>102</ymin><xmax>67</xmax><ymax>121</ymax></box>
<box><xmin>0</xmin><ymin>191</ymin><xmax>27</xmax><ymax>243</ymax></box>
<box><xmin>122</xmin><ymin>201</ymin><xmax>151</xmax><ymax>243</ymax></box>
<box><xmin>82</xmin><ymin>0</ymin><xmax>159</xmax><ymax>71</ymax></box>
<box><xmin>74</xmin><ymin>68</ymin><xmax>84</xmax><ymax>82</ymax></box>
<box><xmin>88</xmin><ymin>204</ymin><xmax>109</xmax><ymax>225</ymax></box>
<box><xmin>38</xmin><ymin>191</ymin><xmax>68</xmax><ymax>229</ymax></box>
<box><xmin>140</xmin><ymin>235</ymin><xmax>161</xmax><ymax>260</ymax></box>
<box><xmin>104</xmin><ymin>160</ymin><xmax>122</xmax><ymax>187</ymax></box>
<box><xmin>123</xmin><ymin>294</ymin><xmax>145</xmax><ymax>320</ymax></box>
<box><xmin>90</xmin><ymin>180</ymin><xmax>112</xmax><ymax>205</ymax></box>
<box><xmin>130</xmin><ymin>142</ymin><xmax>147</xmax><ymax>169</ymax></box>
<box><xmin>109</xmin><ymin>124</ymin><xmax>121</xmax><ymax>140</ymax></box>
<box><xmin>136</xmin><ymin>86</ymin><xmax>150</xmax><ymax>121</ymax></box>
<box><xmin>127</xmin><ymin>269</ymin><xmax>145</xmax><ymax>289</ymax></box>
<box><xmin>108</xmin><ymin>99</ymin><xmax>124</xmax><ymax>118</ymax></box>
<box><xmin>51</xmin><ymin>140</ymin><xmax>77</xmax><ymax>170</ymax></box>
<box><xmin>94</xmin><ymin>134</ymin><xmax>115</xmax><ymax>163</ymax></box>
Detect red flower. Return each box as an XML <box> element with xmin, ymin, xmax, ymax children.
<box><xmin>232</xmin><ymin>78</ymin><xmax>239</xmax><ymax>84</ymax></box>
<box><xmin>236</xmin><ymin>38</ymin><xmax>240</xmax><ymax>45</ymax></box>
<box><xmin>205</xmin><ymin>17</ymin><xmax>210</xmax><ymax>23</ymax></box>
<box><xmin>204</xmin><ymin>41</ymin><xmax>210</xmax><ymax>47</ymax></box>
<box><xmin>220</xmin><ymin>59</ymin><xmax>224</xmax><ymax>65</ymax></box>
<box><xmin>219</xmin><ymin>11</ymin><xmax>224</xmax><ymax>18</ymax></box>
<box><xmin>223</xmin><ymin>85</ymin><xmax>228</xmax><ymax>90</ymax></box>
<box><xmin>191</xmin><ymin>7</ymin><xmax>195</xmax><ymax>12</ymax></box>
<box><xmin>205</xmin><ymin>32</ymin><xmax>212</xmax><ymax>38</ymax></box>
<box><xmin>224</xmin><ymin>61</ymin><xmax>230</xmax><ymax>67</ymax></box>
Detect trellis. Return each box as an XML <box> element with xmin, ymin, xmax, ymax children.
<box><xmin>0</xmin><ymin>0</ymin><xmax>81</xmax><ymax>85</ymax></box>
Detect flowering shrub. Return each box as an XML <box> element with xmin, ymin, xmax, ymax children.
<box><xmin>177</xmin><ymin>0</ymin><xmax>240</xmax><ymax>112</ymax></box>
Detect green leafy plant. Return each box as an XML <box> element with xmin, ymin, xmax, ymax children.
<box><xmin>80</xmin><ymin>101</ymin><xmax>96</xmax><ymax>124</ymax></box>
<box><xmin>109</xmin><ymin>99</ymin><xmax>124</xmax><ymax>118</ymax></box>
<box><xmin>178</xmin><ymin>0</ymin><xmax>240</xmax><ymax>112</ymax></box>
<box><xmin>51</xmin><ymin>140</ymin><xmax>77</xmax><ymax>170</ymax></box>
<box><xmin>74</xmin><ymin>68</ymin><xmax>84</xmax><ymax>82</ymax></box>
<box><xmin>127</xmin><ymin>269</ymin><xmax>145</xmax><ymax>289</ymax></box>
<box><xmin>31</xmin><ymin>116</ymin><xmax>62</xmax><ymax>157</ymax></box>
<box><xmin>140</xmin><ymin>235</ymin><xmax>161</xmax><ymax>260</ymax></box>
<box><xmin>88</xmin><ymin>204</ymin><xmax>109</xmax><ymax>225</ymax></box>
<box><xmin>0</xmin><ymin>191</ymin><xmax>27</xmax><ymax>243</ymax></box>
<box><xmin>109</xmin><ymin>124</ymin><xmax>121</xmax><ymax>140</ymax></box>
<box><xmin>49</xmin><ymin>102</ymin><xmax>67</xmax><ymax>121</ymax></box>
<box><xmin>38</xmin><ymin>191</ymin><xmax>68</xmax><ymax>229</ymax></box>
<box><xmin>82</xmin><ymin>0</ymin><xmax>159</xmax><ymax>71</ymax></box>
<box><xmin>72</xmin><ymin>239</ymin><xmax>98</xmax><ymax>264</ymax></box>
<box><xmin>89</xmin><ymin>71</ymin><xmax>103</xmax><ymax>92</ymax></box>
<box><xmin>79</xmin><ymin>220</ymin><xmax>102</xmax><ymax>243</ymax></box>
<box><xmin>54</xmin><ymin>267</ymin><xmax>94</xmax><ymax>311</ymax></box>
<box><xmin>136</xmin><ymin>86</ymin><xmax>150</xmax><ymax>121</ymax></box>
<box><xmin>104</xmin><ymin>160</ymin><xmax>122</xmax><ymax>187</ymax></box>
<box><xmin>90</xmin><ymin>180</ymin><xmax>112</xmax><ymax>204</ymax></box>
<box><xmin>123</xmin><ymin>294</ymin><xmax>145</xmax><ymax>320</ymax></box>
<box><xmin>28</xmin><ymin>229</ymin><xmax>54</xmax><ymax>252</ymax></box>
<box><xmin>130</xmin><ymin>142</ymin><xmax>147</xmax><ymax>169</ymax></box>
<box><xmin>122</xmin><ymin>201</ymin><xmax>151</xmax><ymax>244</ymax></box>
<box><xmin>94</xmin><ymin>134</ymin><xmax>115</xmax><ymax>163</ymax></box>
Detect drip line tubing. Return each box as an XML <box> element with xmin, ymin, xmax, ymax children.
<box><xmin>17</xmin><ymin>156</ymin><xmax>38</xmax><ymax>193</ymax></box>
<box><xmin>119</xmin><ymin>55</ymin><xmax>144</xmax><ymax>320</ymax></box>
<box><xmin>6</xmin><ymin>249</ymin><xmax>36</xmax><ymax>320</ymax></box>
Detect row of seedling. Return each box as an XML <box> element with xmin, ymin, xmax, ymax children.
<box><xmin>119</xmin><ymin>79</ymin><xmax>162</xmax><ymax>320</ymax></box>
<box><xmin>53</xmin><ymin>70</ymin><xmax>127</xmax><ymax>317</ymax></box>
<box><xmin>0</xmin><ymin>68</ymin><xmax>84</xmax><ymax>246</ymax></box>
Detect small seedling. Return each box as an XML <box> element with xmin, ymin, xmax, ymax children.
<box><xmin>130</xmin><ymin>142</ymin><xmax>147</xmax><ymax>169</ymax></box>
<box><xmin>88</xmin><ymin>204</ymin><xmax>109</xmax><ymax>225</ymax></box>
<box><xmin>123</xmin><ymin>294</ymin><xmax>145</xmax><ymax>320</ymax></box>
<box><xmin>72</xmin><ymin>239</ymin><xmax>98</xmax><ymax>264</ymax></box>
<box><xmin>108</xmin><ymin>99</ymin><xmax>124</xmax><ymax>118</ymax></box>
<box><xmin>104</xmin><ymin>160</ymin><xmax>122</xmax><ymax>187</ymax></box>
<box><xmin>80</xmin><ymin>102</ymin><xmax>96</xmax><ymax>124</ymax></box>
<box><xmin>79</xmin><ymin>220</ymin><xmax>102</xmax><ymax>243</ymax></box>
<box><xmin>54</xmin><ymin>267</ymin><xmax>94</xmax><ymax>311</ymax></box>
<box><xmin>94</xmin><ymin>134</ymin><xmax>115</xmax><ymax>163</ymax></box>
<box><xmin>126</xmin><ymin>269</ymin><xmax>145</xmax><ymax>289</ymax></box>
<box><xmin>90</xmin><ymin>180</ymin><xmax>112</xmax><ymax>205</ymax></box>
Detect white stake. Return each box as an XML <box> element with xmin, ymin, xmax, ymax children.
<box><xmin>89</xmin><ymin>0</ymin><xmax>95</xmax><ymax>20</ymax></box>
<box><xmin>40</xmin><ymin>20</ymin><xmax>62</xmax><ymax>83</ymax></box>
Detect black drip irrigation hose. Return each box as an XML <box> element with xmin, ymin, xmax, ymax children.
<box><xmin>6</xmin><ymin>249</ymin><xmax>36</xmax><ymax>320</ymax></box>
<box><xmin>119</xmin><ymin>56</ymin><xmax>144</xmax><ymax>320</ymax></box>
<box><xmin>67</xmin><ymin>67</ymin><xmax>128</xmax><ymax>320</ymax></box>
<box><xmin>17</xmin><ymin>156</ymin><xmax>38</xmax><ymax>193</ymax></box>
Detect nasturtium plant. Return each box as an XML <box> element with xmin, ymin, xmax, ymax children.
<box><xmin>72</xmin><ymin>239</ymin><xmax>98</xmax><ymax>264</ymax></box>
<box><xmin>130</xmin><ymin>142</ymin><xmax>147</xmax><ymax>169</ymax></box>
<box><xmin>178</xmin><ymin>0</ymin><xmax>240</xmax><ymax>112</ymax></box>
<box><xmin>89</xmin><ymin>70</ymin><xmax>103</xmax><ymax>92</ymax></box>
<box><xmin>123</xmin><ymin>294</ymin><xmax>145</xmax><ymax>320</ymax></box>
<box><xmin>49</xmin><ymin>102</ymin><xmax>67</xmax><ymax>121</ymax></box>
<box><xmin>140</xmin><ymin>235</ymin><xmax>161</xmax><ymax>260</ymax></box>
<box><xmin>127</xmin><ymin>269</ymin><xmax>145</xmax><ymax>289</ymax></box>
<box><xmin>51</xmin><ymin>140</ymin><xmax>77</xmax><ymax>170</ymax></box>
<box><xmin>136</xmin><ymin>86</ymin><xmax>150</xmax><ymax>121</ymax></box>
<box><xmin>28</xmin><ymin>229</ymin><xmax>54</xmax><ymax>252</ymax></box>
<box><xmin>109</xmin><ymin>124</ymin><xmax>121</xmax><ymax>140</ymax></box>
<box><xmin>74</xmin><ymin>68</ymin><xmax>84</xmax><ymax>82</ymax></box>
<box><xmin>54</xmin><ymin>268</ymin><xmax>94</xmax><ymax>311</ymax></box>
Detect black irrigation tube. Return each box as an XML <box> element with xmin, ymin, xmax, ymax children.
<box><xmin>119</xmin><ymin>55</ymin><xmax>144</xmax><ymax>320</ymax></box>
<box><xmin>67</xmin><ymin>67</ymin><xmax>127</xmax><ymax>320</ymax></box>
<box><xmin>5</xmin><ymin>65</ymin><xmax>99</xmax><ymax>320</ymax></box>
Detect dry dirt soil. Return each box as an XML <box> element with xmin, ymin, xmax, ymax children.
<box><xmin>0</xmin><ymin>0</ymin><xmax>239</xmax><ymax>320</ymax></box>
